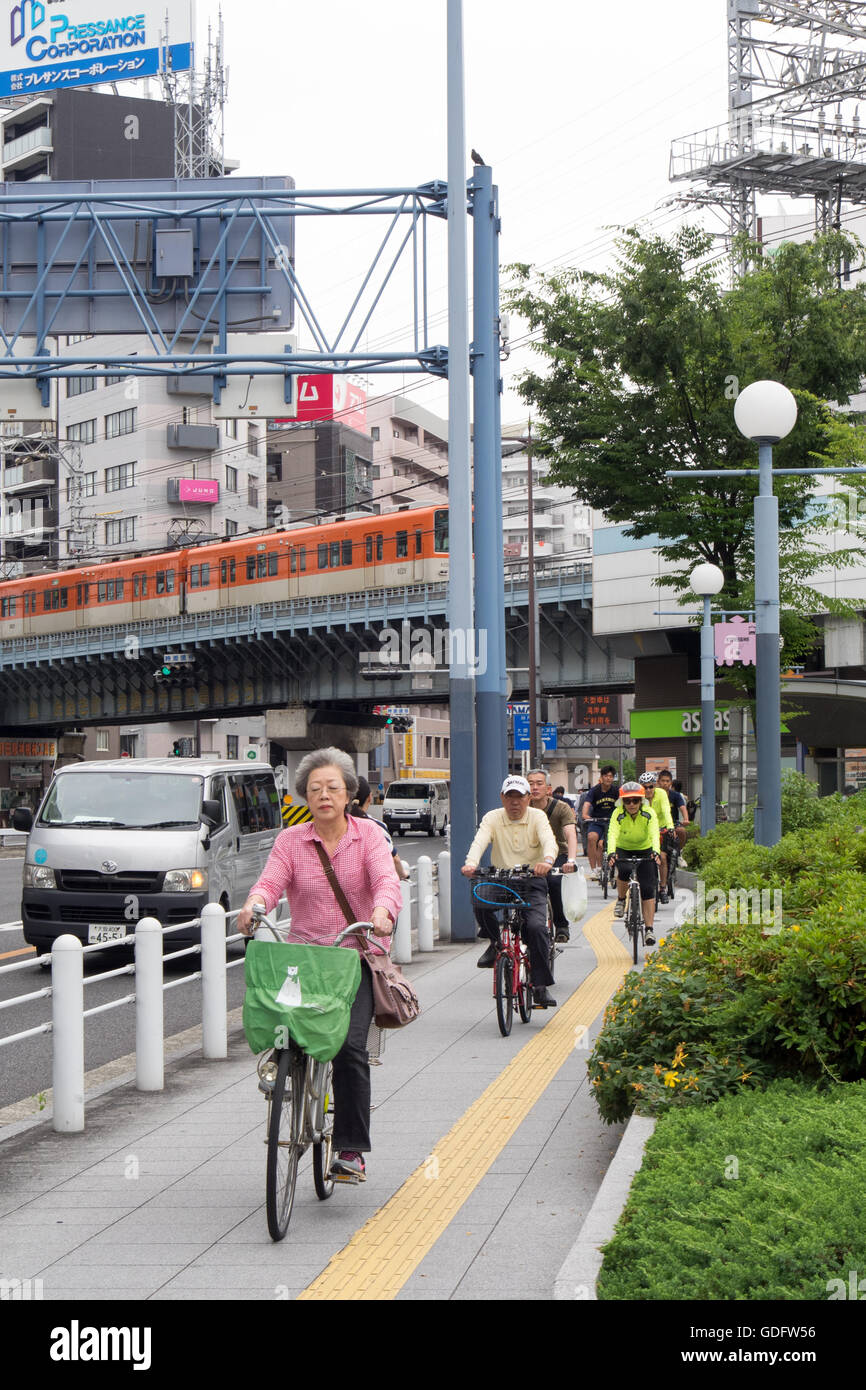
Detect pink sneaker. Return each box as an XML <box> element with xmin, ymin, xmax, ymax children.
<box><xmin>331</xmin><ymin>1151</ymin><xmax>366</xmax><ymax>1181</ymax></box>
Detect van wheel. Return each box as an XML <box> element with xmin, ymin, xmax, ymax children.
<box><xmin>38</xmin><ymin>952</ymin><xmax>52</xmax><ymax>970</ymax></box>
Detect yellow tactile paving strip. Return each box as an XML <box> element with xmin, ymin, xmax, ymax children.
<box><xmin>298</xmin><ymin>905</ymin><xmax>631</xmax><ymax>1300</ymax></box>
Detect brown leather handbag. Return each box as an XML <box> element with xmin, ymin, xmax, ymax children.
<box><xmin>313</xmin><ymin>841</ymin><xmax>421</xmax><ymax>1030</ymax></box>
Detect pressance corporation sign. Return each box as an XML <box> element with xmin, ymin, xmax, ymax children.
<box><xmin>1</xmin><ymin>1</ymin><xmax>192</xmax><ymax>98</ymax></box>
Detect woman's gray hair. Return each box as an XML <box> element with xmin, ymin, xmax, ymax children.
<box><xmin>294</xmin><ymin>747</ymin><xmax>358</xmax><ymax>804</ymax></box>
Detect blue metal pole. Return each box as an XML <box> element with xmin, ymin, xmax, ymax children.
<box><xmin>446</xmin><ymin>0</ymin><xmax>477</xmax><ymax>940</ymax></box>
<box><xmin>700</xmin><ymin>595</ymin><xmax>716</xmax><ymax>835</ymax></box>
<box><xmin>755</xmin><ymin>442</ymin><xmax>782</xmax><ymax>846</ymax></box>
<box><xmin>472</xmin><ymin>163</ymin><xmax>507</xmax><ymax>813</ymax></box>
<box><xmin>491</xmin><ymin>183</ymin><xmax>508</xmax><ymax>769</ymax></box>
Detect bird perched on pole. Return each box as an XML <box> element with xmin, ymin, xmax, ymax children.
<box><xmin>471</xmin><ymin>149</ymin><xmax>486</xmax><ymax>166</ymax></box>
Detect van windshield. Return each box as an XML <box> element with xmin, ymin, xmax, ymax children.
<box><xmin>39</xmin><ymin>773</ymin><xmax>203</xmax><ymax>829</ymax></box>
<box><xmin>386</xmin><ymin>785</ymin><xmax>434</xmax><ymax>800</ymax></box>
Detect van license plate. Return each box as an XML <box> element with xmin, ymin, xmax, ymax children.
<box><xmin>88</xmin><ymin>924</ymin><xmax>127</xmax><ymax>944</ymax></box>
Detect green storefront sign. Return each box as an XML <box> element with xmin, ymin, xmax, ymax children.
<box><xmin>631</xmin><ymin>706</ymin><xmax>787</xmax><ymax>739</ymax></box>
<box><xmin>631</xmin><ymin>707</ymin><xmax>732</xmax><ymax>739</ymax></box>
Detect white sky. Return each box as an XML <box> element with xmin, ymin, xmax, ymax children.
<box><xmin>201</xmin><ymin>1</ymin><xmax>730</xmax><ymax>427</ymax></box>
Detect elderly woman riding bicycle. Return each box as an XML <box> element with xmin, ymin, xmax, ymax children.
<box><xmin>238</xmin><ymin>747</ymin><xmax>402</xmax><ymax>1183</ymax></box>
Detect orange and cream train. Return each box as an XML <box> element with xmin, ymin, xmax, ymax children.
<box><xmin>0</xmin><ymin>506</ymin><xmax>450</xmax><ymax>638</ymax></box>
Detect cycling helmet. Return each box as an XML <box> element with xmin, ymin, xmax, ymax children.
<box><xmin>619</xmin><ymin>781</ymin><xmax>645</xmax><ymax>798</ymax></box>
<box><xmin>638</xmin><ymin>771</ymin><xmax>657</xmax><ymax>785</ymax></box>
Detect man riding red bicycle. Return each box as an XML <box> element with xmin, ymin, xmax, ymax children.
<box><xmin>461</xmin><ymin>774</ymin><xmax>559</xmax><ymax>1008</ymax></box>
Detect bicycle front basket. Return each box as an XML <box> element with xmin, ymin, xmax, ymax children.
<box><xmin>243</xmin><ymin>941</ymin><xmax>362</xmax><ymax>1062</ymax></box>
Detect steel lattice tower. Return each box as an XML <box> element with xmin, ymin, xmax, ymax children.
<box><xmin>671</xmin><ymin>2</ymin><xmax>866</xmax><ymax>253</ymax></box>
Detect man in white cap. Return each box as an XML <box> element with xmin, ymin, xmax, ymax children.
<box><xmin>461</xmin><ymin>775</ymin><xmax>559</xmax><ymax>1007</ymax></box>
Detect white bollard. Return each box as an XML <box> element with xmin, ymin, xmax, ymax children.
<box><xmin>438</xmin><ymin>851</ymin><xmax>451</xmax><ymax>941</ymax></box>
<box><xmin>201</xmin><ymin>902</ymin><xmax>228</xmax><ymax>1059</ymax></box>
<box><xmin>393</xmin><ymin>876</ymin><xmax>412</xmax><ymax>964</ymax></box>
<box><xmin>135</xmin><ymin>918</ymin><xmax>164</xmax><ymax>1092</ymax></box>
<box><xmin>52</xmin><ymin>935</ymin><xmax>84</xmax><ymax>1133</ymax></box>
<box><xmin>416</xmin><ymin>855</ymin><xmax>435</xmax><ymax>951</ymax></box>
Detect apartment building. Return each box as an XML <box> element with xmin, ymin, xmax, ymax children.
<box><xmin>501</xmin><ymin>440</ymin><xmax>592</xmax><ymax>562</ymax></box>
<box><xmin>59</xmin><ymin>335</ymin><xmax>266</xmax><ymax>558</ymax></box>
<box><xmin>366</xmin><ymin>395</ymin><xmax>449</xmax><ymax>512</ymax></box>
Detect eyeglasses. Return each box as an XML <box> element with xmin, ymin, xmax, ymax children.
<box><xmin>623</xmin><ymin>798</ymin><xmax>642</xmax><ymax>805</ymax></box>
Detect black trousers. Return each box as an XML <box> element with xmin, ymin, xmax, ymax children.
<box><xmin>473</xmin><ymin>876</ymin><xmax>554</xmax><ymax>987</ymax></box>
<box><xmin>547</xmin><ymin>852</ymin><xmax>568</xmax><ymax>932</ymax></box>
<box><xmin>332</xmin><ymin>962</ymin><xmax>375</xmax><ymax>1153</ymax></box>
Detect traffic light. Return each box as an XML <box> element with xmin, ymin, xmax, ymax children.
<box><xmin>391</xmin><ymin>716</ymin><xmax>413</xmax><ymax>733</ymax></box>
<box><xmin>154</xmin><ymin>665</ymin><xmax>173</xmax><ymax>684</ymax></box>
<box><xmin>172</xmin><ymin>740</ymin><xmax>183</xmax><ymax>757</ymax></box>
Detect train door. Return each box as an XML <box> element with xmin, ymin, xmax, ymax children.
<box><xmin>363</xmin><ymin>530</ymin><xmax>383</xmax><ymax>589</ymax></box>
<box><xmin>131</xmin><ymin>571</ymin><xmax>148</xmax><ymax>622</ymax></box>
<box><xmin>218</xmin><ymin>554</ymin><xmax>237</xmax><ymax>610</ymax></box>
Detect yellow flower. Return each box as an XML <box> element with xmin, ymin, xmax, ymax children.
<box><xmin>791</xmin><ymin>924</ymin><xmax>800</xmax><ymax>932</ymax></box>
<box><xmin>739</xmin><ymin>1070</ymin><xmax>753</xmax><ymax>1082</ymax></box>
<box><xmin>671</xmin><ymin>1042</ymin><xmax>688</xmax><ymax>1069</ymax></box>
<box><xmin>632</xmin><ymin>1082</ymin><xmax>644</xmax><ymax>1093</ymax></box>
<box><xmin>663</xmin><ymin>1071</ymin><xmax>678</xmax><ymax>1088</ymax></box>
<box><xmin>656</xmin><ymin>963</ymin><xmax>670</xmax><ymax>973</ymax></box>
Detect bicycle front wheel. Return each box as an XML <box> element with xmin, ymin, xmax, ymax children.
<box><xmin>310</xmin><ymin>1060</ymin><xmax>336</xmax><ymax>1201</ymax></box>
<box><xmin>495</xmin><ymin>951</ymin><xmax>514</xmax><ymax>1036</ymax></box>
<box><xmin>517</xmin><ymin>952</ymin><xmax>533</xmax><ymax>1023</ymax></box>
<box><xmin>266</xmin><ymin>1048</ymin><xmax>305</xmax><ymax>1241</ymax></box>
<box><xmin>627</xmin><ymin>882</ymin><xmax>642</xmax><ymax>966</ymax></box>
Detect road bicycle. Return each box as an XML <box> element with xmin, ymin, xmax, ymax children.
<box><xmin>470</xmin><ymin>868</ymin><xmax>557</xmax><ymax>1036</ymax></box>
<box><xmin>610</xmin><ymin>854</ymin><xmax>658</xmax><ymax>966</ymax></box>
<box><xmin>252</xmin><ymin>908</ymin><xmax>371</xmax><ymax>1242</ymax></box>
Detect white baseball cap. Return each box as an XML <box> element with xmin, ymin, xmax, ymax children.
<box><xmin>501</xmin><ymin>775</ymin><xmax>531</xmax><ymax>796</ymax></box>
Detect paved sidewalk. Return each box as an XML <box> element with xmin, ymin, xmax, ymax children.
<box><xmin>0</xmin><ymin>903</ymin><xmax>631</xmax><ymax>1301</ymax></box>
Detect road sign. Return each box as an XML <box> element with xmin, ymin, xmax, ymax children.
<box><xmin>541</xmin><ymin>723</ymin><xmax>558</xmax><ymax>751</ymax></box>
<box><xmin>161</xmin><ymin>653</ymin><xmax>194</xmax><ymax>665</ymax></box>
<box><xmin>508</xmin><ymin>702</ymin><xmax>530</xmax><ymax>716</ymax></box>
<box><xmin>513</xmin><ymin>713</ymin><xmax>529</xmax><ymax>750</ymax></box>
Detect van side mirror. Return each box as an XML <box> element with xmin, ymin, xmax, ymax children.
<box><xmin>11</xmin><ymin>807</ymin><xmax>32</xmax><ymax>832</ymax></box>
<box><xmin>200</xmin><ymin>799</ymin><xmax>222</xmax><ymax>830</ymax></box>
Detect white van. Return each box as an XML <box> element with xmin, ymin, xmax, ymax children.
<box><xmin>14</xmin><ymin>759</ymin><xmax>282</xmax><ymax>958</ymax></box>
<box><xmin>382</xmin><ymin>779</ymin><xmax>449</xmax><ymax>837</ymax></box>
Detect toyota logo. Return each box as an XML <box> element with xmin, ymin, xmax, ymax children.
<box><xmin>102</xmin><ymin>861</ymin><xmax>118</xmax><ymax>874</ymax></box>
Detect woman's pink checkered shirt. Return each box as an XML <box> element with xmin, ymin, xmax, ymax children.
<box><xmin>249</xmin><ymin>815</ymin><xmax>403</xmax><ymax>953</ymax></box>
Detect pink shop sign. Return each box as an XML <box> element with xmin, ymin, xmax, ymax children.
<box><xmin>178</xmin><ymin>479</ymin><xmax>219</xmax><ymax>503</ymax></box>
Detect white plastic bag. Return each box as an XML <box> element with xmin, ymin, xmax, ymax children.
<box><xmin>560</xmin><ymin>867</ymin><xmax>588</xmax><ymax>925</ymax></box>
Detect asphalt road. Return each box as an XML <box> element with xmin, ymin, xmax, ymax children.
<box><xmin>0</xmin><ymin>832</ymin><xmax>446</xmax><ymax>1112</ymax></box>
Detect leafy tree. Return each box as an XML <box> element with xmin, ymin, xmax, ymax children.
<box><xmin>507</xmin><ymin>227</ymin><xmax>866</xmax><ymax>684</ymax></box>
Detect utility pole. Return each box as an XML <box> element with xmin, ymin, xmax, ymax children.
<box><xmin>526</xmin><ymin>420</ymin><xmax>540</xmax><ymax>767</ymax></box>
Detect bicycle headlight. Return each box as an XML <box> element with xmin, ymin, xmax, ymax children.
<box><xmin>163</xmin><ymin>868</ymin><xmax>208</xmax><ymax>892</ymax></box>
<box><xmin>24</xmin><ymin>863</ymin><xmax>56</xmax><ymax>889</ymax></box>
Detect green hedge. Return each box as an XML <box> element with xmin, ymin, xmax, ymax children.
<box><xmin>588</xmin><ymin>775</ymin><xmax>866</xmax><ymax>1123</ymax></box>
<box><xmin>598</xmin><ymin>1080</ymin><xmax>866</xmax><ymax>1300</ymax></box>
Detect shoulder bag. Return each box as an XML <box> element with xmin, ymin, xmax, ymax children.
<box><xmin>312</xmin><ymin>840</ymin><xmax>421</xmax><ymax>1030</ymax></box>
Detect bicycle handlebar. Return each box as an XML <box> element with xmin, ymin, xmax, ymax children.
<box><xmin>250</xmin><ymin>905</ymin><xmax>376</xmax><ymax>946</ymax></box>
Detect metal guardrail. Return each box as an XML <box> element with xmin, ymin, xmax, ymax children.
<box><xmin>0</xmin><ymin>855</ymin><xmax>451</xmax><ymax>1133</ymax></box>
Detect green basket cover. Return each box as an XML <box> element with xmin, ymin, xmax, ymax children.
<box><xmin>242</xmin><ymin>940</ymin><xmax>362</xmax><ymax>1062</ymax></box>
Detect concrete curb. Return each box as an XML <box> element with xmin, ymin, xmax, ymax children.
<box><xmin>553</xmin><ymin>1111</ymin><xmax>656</xmax><ymax>1300</ymax></box>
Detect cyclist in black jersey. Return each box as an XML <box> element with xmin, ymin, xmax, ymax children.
<box><xmin>582</xmin><ymin>764</ymin><xmax>619</xmax><ymax>883</ymax></box>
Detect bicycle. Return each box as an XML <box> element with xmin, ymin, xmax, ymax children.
<box><xmin>252</xmin><ymin>908</ymin><xmax>372</xmax><ymax>1241</ymax></box>
<box><xmin>471</xmin><ymin>867</ymin><xmax>559</xmax><ymax>1036</ymax></box>
<box><xmin>610</xmin><ymin>853</ymin><xmax>658</xmax><ymax>966</ymax></box>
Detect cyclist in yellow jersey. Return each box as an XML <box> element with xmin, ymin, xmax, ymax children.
<box><xmin>639</xmin><ymin>771</ymin><xmax>675</xmax><ymax>904</ymax></box>
<box><xmin>607</xmin><ymin>781</ymin><xmax>661</xmax><ymax>945</ymax></box>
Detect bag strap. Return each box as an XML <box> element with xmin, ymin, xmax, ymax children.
<box><xmin>312</xmin><ymin>840</ymin><xmax>358</xmax><ymax>925</ymax></box>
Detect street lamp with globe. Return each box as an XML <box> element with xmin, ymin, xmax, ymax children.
<box><xmin>690</xmin><ymin>562</ymin><xmax>725</xmax><ymax>835</ymax></box>
<box><xmin>733</xmin><ymin>380</ymin><xmax>798</xmax><ymax>846</ymax></box>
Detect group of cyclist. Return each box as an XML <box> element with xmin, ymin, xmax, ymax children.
<box><xmin>462</xmin><ymin>763</ymin><xmax>688</xmax><ymax>969</ymax></box>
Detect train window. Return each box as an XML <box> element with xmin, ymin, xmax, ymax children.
<box><xmin>43</xmin><ymin>591</ymin><xmax>50</xmax><ymax>611</ymax></box>
<box><xmin>60</xmin><ymin>588</ymin><xmax>68</xmax><ymax>608</ymax></box>
<box><xmin>318</xmin><ymin>543</ymin><xmax>328</xmax><ymax>569</ymax></box>
<box><xmin>365</xmin><ymin>536</ymin><xmax>373</xmax><ymax>563</ymax></box>
<box><xmin>329</xmin><ymin>541</ymin><xmax>340</xmax><ymax>567</ymax></box>
<box><xmin>190</xmin><ymin>566</ymin><xmax>200</xmax><ymax>589</ymax></box>
<box><xmin>290</xmin><ymin>547</ymin><xmax>296</xmax><ymax>575</ymax></box>
<box><xmin>246</xmin><ymin>556</ymin><xmax>256</xmax><ymax>581</ymax></box>
<box><xmin>434</xmin><ymin>509</ymin><xmax>449</xmax><ymax>553</ymax></box>
<box><xmin>98</xmin><ymin>581</ymin><xmax>107</xmax><ymax>602</ymax></box>
<box><xmin>298</xmin><ymin>545</ymin><xmax>306</xmax><ymax>572</ymax></box>
<box><xmin>342</xmin><ymin>540</ymin><xmax>352</xmax><ymax>566</ymax></box>
<box><xmin>268</xmin><ymin>553</ymin><xmax>278</xmax><ymax>577</ymax></box>
<box><xmin>116</xmin><ymin>579</ymin><xmax>124</xmax><ymax>600</ymax></box>
<box><xmin>156</xmin><ymin>570</ymin><xmax>171</xmax><ymax>595</ymax></box>
<box><xmin>166</xmin><ymin>570</ymin><xmax>175</xmax><ymax>594</ymax></box>
<box><xmin>220</xmin><ymin>558</ymin><xmax>236</xmax><ymax>584</ymax></box>
<box><xmin>396</xmin><ymin>530</ymin><xmax>408</xmax><ymax>558</ymax></box>
<box><xmin>415</xmin><ymin>528</ymin><xmax>422</xmax><ymax>556</ymax></box>
<box><xmin>376</xmin><ymin>534</ymin><xmax>383</xmax><ymax>561</ymax></box>
<box><xmin>1</xmin><ymin>597</ymin><xmax>15</xmax><ymax>617</ymax></box>
<box><xmin>257</xmin><ymin>554</ymin><xmax>267</xmax><ymax>579</ymax></box>
<box><xmin>200</xmin><ymin>563</ymin><xmax>210</xmax><ymax>587</ymax></box>
<box><xmin>106</xmin><ymin>580</ymin><xmax>116</xmax><ymax>601</ymax></box>
<box><xmin>133</xmin><ymin>574</ymin><xmax>146</xmax><ymax>598</ymax></box>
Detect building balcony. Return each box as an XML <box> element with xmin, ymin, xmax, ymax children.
<box><xmin>1</xmin><ymin>460</ymin><xmax>57</xmax><ymax>493</ymax></box>
<box><xmin>166</xmin><ymin>424</ymin><xmax>220</xmax><ymax>451</ymax></box>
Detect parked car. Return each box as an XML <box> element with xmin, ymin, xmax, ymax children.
<box><xmin>382</xmin><ymin>779</ymin><xmax>450</xmax><ymax>836</ymax></box>
<box><xmin>13</xmin><ymin>759</ymin><xmax>282</xmax><ymax>960</ymax></box>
